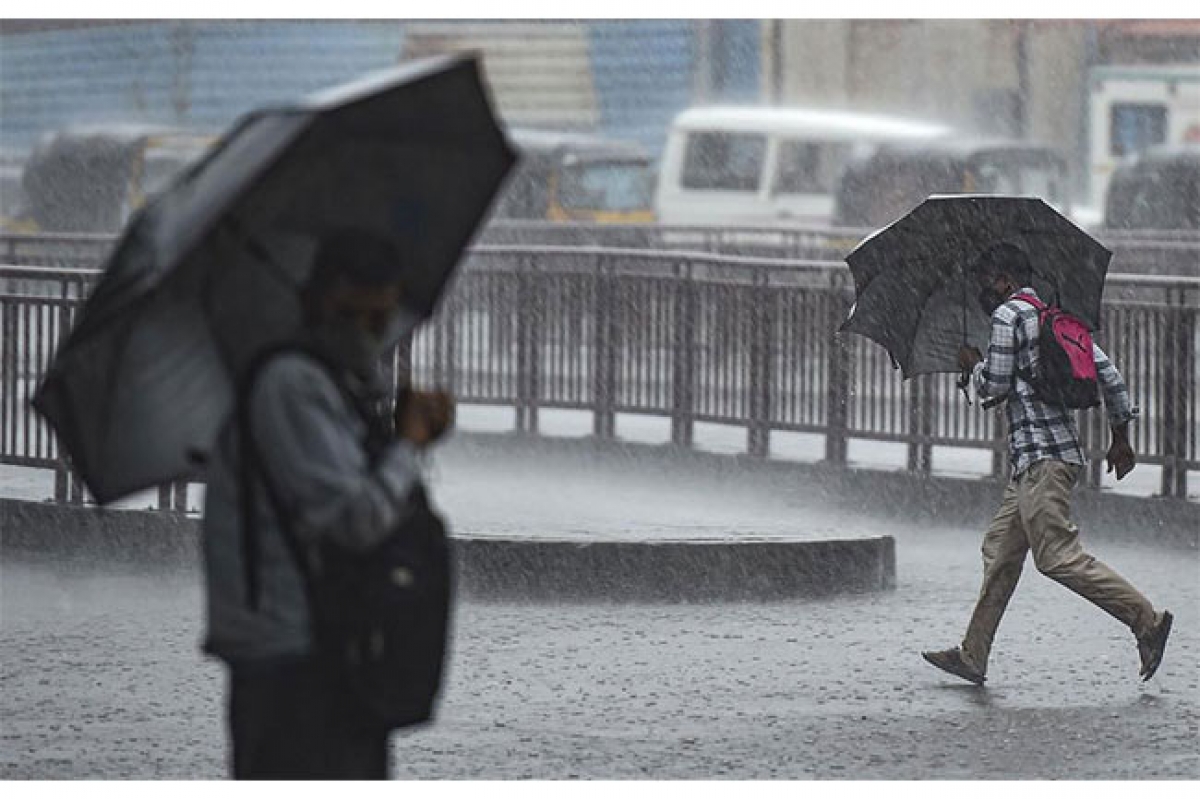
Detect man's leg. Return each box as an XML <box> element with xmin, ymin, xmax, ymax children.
<box><xmin>228</xmin><ymin>659</ymin><xmax>331</xmax><ymax>779</ymax></box>
<box><xmin>959</xmin><ymin>480</ymin><xmax>1030</xmax><ymax>675</ymax></box>
<box><xmin>1017</xmin><ymin>460</ymin><xmax>1158</xmax><ymax>638</ymax></box>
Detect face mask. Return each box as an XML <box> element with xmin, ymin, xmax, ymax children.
<box><xmin>316</xmin><ymin>320</ymin><xmax>379</xmax><ymax>375</ymax></box>
<box><xmin>317</xmin><ymin>306</ymin><xmax>420</xmax><ymax>374</ymax></box>
<box><xmin>377</xmin><ymin>307</ymin><xmax>419</xmax><ymax>354</ymax></box>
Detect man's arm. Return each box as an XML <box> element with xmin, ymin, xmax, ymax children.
<box><xmin>248</xmin><ymin>355</ymin><xmax>421</xmax><ymax>551</ymax></box>
<box><xmin>1094</xmin><ymin>342</ymin><xmax>1136</xmax><ymax>428</ymax></box>
<box><xmin>971</xmin><ymin>304</ymin><xmax>1019</xmax><ymax>402</ymax></box>
<box><xmin>1094</xmin><ymin>342</ymin><xmax>1137</xmax><ymax>479</ymax></box>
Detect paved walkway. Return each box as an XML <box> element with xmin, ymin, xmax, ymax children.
<box><xmin>2</xmin><ymin>444</ymin><xmax>1196</xmax><ymax>779</ymax></box>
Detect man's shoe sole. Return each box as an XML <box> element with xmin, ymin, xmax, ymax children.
<box><xmin>1140</xmin><ymin>610</ymin><xmax>1173</xmax><ymax>682</ymax></box>
<box><xmin>921</xmin><ymin>651</ymin><xmax>986</xmax><ymax>686</ymax></box>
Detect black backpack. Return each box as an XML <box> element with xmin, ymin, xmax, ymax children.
<box><xmin>238</xmin><ymin>345</ymin><xmax>453</xmax><ymax>732</ymax></box>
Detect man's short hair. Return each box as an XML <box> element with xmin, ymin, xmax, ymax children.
<box><xmin>974</xmin><ymin>242</ymin><xmax>1033</xmax><ymax>286</ymax></box>
<box><xmin>305</xmin><ymin>228</ymin><xmax>407</xmax><ymax>298</ymax></box>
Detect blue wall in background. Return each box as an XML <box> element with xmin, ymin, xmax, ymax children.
<box><xmin>1</xmin><ymin>20</ymin><xmax>761</xmax><ymax>157</ymax></box>
<box><xmin>1</xmin><ymin>21</ymin><xmax>404</xmax><ymax>151</ymax></box>
<box><xmin>585</xmin><ymin>20</ymin><xmax>697</xmax><ymax>157</ymax></box>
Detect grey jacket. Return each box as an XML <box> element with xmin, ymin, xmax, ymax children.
<box><xmin>201</xmin><ymin>352</ymin><xmax>420</xmax><ymax>664</ymax></box>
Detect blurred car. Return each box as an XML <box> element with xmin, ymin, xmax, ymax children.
<box><xmin>654</xmin><ymin>106</ymin><xmax>953</xmax><ymax>227</ymax></box>
<box><xmin>0</xmin><ymin>149</ymin><xmax>36</xmax><ymax>233</ymax></box>
<box><xmin>20</xmin><ymin>124</ymin><xmax>214</xmax><ymax>234</ymax></box>
<box><xmin>494</xmin><ymin>129</ymin><xmax>655</xmax><ymax>224</ymax></box>
<box><xmin>833</xmin><ymin>138</ymin><xmax>1072</xmax><ymax>229</ymax></box>
<box><xmin>1103</xmin><ymin>144</ymin><xmax>1200</xmax><ymax>231</ymax></box>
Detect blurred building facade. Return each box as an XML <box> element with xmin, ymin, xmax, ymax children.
<box><xmin>2</xmin><ymin>19</ymin><xmax>1196</xmax><ymax>203</ymax></box>
<box><xmin>771</xmin><ymin>20</ymin><xmax>1200</xmax><ymax>200</ymax></box>
<box><xmin>0</xmin><ymin>20</ymin><xmax>759</xmax><ymax>157</ymax></box>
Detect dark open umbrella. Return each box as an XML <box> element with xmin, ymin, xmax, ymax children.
<box><xmin>33</xmin><ymin>53</ymin><xmax>516</xmax><ymax>504</ymax></box>
<box><xmin>840</xmin><ymin>194</ymin><xmax>1111</xmax><ymax>378</ymax></box>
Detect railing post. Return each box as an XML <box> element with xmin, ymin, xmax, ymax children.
<box><xmin>394</xmin><ymin>332</ymin><xmax>414</xmax><ymax>394</ymax></box>
<box><xmin>432</xmin><ymin>301</ymin><xmax>449</xmax><ymax>391</ymax></box>
<box><xmin>1079</xmin><ymin>407</ymin><xmax>1103</xmax><ymax>489</ymax></box>
<box><xmin>592</xmin><ymin>255</ymin><xmax>616</xmax><ymax>439</ymax></box>
<box><xmin>1160</xmin><ymin>297</ymin><xmax>1177</xmax><ymax>499</ymax></box>
<box><xmin>906</xmin><ymin>376</ymin><xmax>933</xmax><ymax>476</ymax></box>
<box><xmin>670</xmin><ymin>261</ymin><xmax>695</xmax><ymax>448</ymax></box>
<box><xmin>747</xmin><ymin>269</ymin><xmax>772</xmax><ymax>458</ymax></box>
<box><xmin>1177</xmin><ymin>291</ymin><xmax>1195</xmax><ymax>501</ymax></box>
<box><xmin>515</xmin><ymin>256</ymin><xmax>540</xmax><ymax>435</ymax></box>
<box><xmin>824</xmin><ymin>277</ymin><xmax>850</xmax><ymax>466</ymax></box>
<box><xmin>54</xmin><ymin>465</ymin><xmax>71</xmax><ymax>503</ymax></box>
<box><xmin>442</xmin><ymin>301</ymin><xmax>458</xmax><ymax>394</ymax></box>
<box><xmin>993</xmin><ymin>447</ymin><xmax>1010</xmax><ymax>481</ymax></box>
<box><xmin>157</xmin><ymin>480</ymin><xmax>189</xmax><ymax>513</ymax></box>
<box><xmin>1161</xmin><ymin>287</ymin><xmax>1192</xmax><ymax>500</ymax></box>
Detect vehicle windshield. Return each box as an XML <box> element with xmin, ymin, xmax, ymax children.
<box><xmin>973</xmin><ymin>154</ymin><xmax>1067</xmax><ymax>205</ymax></box>
<box><xmin>558</xmin><ymin>159</ymin><xmax>653</xmax><ymax>211</ymax></box>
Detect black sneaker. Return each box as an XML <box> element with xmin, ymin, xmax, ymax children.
<box><xmin>1137</xmin><ymin>610</ymin><xmax>1173</xmax><ymax>682</ymax></box>
<box><xmin>922</xmin><ymin>647</ymin><xmax>986</xmax><ymax>686</ymax></box>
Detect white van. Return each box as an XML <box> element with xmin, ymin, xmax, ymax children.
<box><xmin>654</xmin><ymin>106</ymin><xmax>953</xmax><ymax>227</ymax></box>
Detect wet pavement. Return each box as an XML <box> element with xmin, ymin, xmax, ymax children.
<box><xmin>2</xmin><ymin>446</ymin><xmax>1197</xmax><ymax>779</ymax></box>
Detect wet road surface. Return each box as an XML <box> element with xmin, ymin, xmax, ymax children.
<box><xmin>2</xmin><ymin>447</ymin><xmax>1197</xmax><ymax>779</ymax></box>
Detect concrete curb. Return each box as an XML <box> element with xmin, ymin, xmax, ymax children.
<box><xmin>442</xmin><ymin>433</ymin><xmax>1199</xmax><ymax>550</ymax></box>
<box><xmin>0</xmin><ymin>498</ymin><xmax>896</xmax><ymax>601</ymax></box>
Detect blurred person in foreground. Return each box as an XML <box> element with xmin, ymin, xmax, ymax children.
<box><xmin>201</xmin><ymin>229</ymin><xmax>454</xmax><ymax>779</ymax></box>
<box><xmin>922</xmin><ymin>243</ymin><xmax>1172</xmax><ymax>686</ymax></box>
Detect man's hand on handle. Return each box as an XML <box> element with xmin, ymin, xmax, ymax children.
<box><xmin>395</xmin><ymin>388</ymin><xmax>456</xmax><ymax>448</ymax></box>
<box><xmin>957</xmin><ymin>345</ymin><xmax>982</xmax><ymax>372</ymax></box>
<box><xmin>1106</xmin><ymin>423</ymin><xmax>1136</xmax><ymax>480</ymax></box>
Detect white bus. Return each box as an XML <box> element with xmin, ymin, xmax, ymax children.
<box><xmin>654</xmin><ymin>106</ymin><xmax>952</xmax><ymax>227</ymax></box>
<box><xmin>1087</xmin><ymin>64</ymin><xmax>1200</xmax><ymax>215</ymax></box>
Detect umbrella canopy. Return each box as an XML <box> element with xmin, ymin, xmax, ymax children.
<box><xmin>33</xmin><ymin>54</ymin><xmax>516</xmax><ymax>504</ymax></box>
<box><xmin>839</xmin><ymin>194</ymin><xmax>1111</xmax><ymax>378</ymax></box>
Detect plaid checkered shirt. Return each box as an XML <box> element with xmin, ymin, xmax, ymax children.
<box><xmin>971</xmin><ymin>287</ymin><xmax>1137</xmax><ymax>477</ymax></box>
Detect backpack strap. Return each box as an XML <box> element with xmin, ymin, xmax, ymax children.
<box><xmin>1010</xmin><ymin>293</ymin><xmax>1046</xmax><ymax>312</ymax></box>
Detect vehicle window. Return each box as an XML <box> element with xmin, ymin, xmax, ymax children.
<box><xmin>862</xmin><ymin>160</ymin><xmax>959</xmax><ymax>226</ymax></box>
<box><xmin>975</xmin><ymin>162</ymin><xmax>1020</xmax><ymax>194</ymax></box>
<box><xmin>681</xmin><ymin>131</ymin><xmax>766</xmax><ymax>191</ymax></box>
<box><xmin>774</xmin><ymin>140</ymin><xmax>852</xmax><ymax>194</ymax></box>
<box><xmin>975</xmin><ymin>155</ymin><xmax>1066</xmax><ymax>205</ymax></box>
<box><xmin>558</xmin><ymin>161</ymin><xmax>652</xmax><ymax>211</ymax></box>
<box><xmin>1110</xmin><ymin>104</ymin><xmax>1168</xmax><ymax>158</ymax></box>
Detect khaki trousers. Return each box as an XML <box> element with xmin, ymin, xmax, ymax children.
<box><xmin>960</xmin><ymin>459</ymin><xmax>1157</xmax><ymax>674</ymax></box>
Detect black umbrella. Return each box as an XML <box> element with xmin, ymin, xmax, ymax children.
<box><xmin>839</xmin><ymin>194</ymin><xmax>1111</xmax><ymax>379</ymax></box>
<box><xmin>33</xmin><ymin>54</ymin><xmax>516</xmax><ymax>504</ymax></box>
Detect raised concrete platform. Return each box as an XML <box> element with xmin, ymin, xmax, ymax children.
<box><xmin>0</xmin><ymin>499</ymin><xmax>896</xmax><ymax>601</ymax></box>
<box><xmin>456</xmin><ymin>534</ymin><xmax>894</xmax><ymax>601</ymax></box>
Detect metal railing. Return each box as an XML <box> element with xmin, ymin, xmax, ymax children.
<box><xmin>2</xmin><ymin>235</ymin><xmax>1197</xmax><ymax>509</ymax></box>
<box><xmin>475</xmin><ymin>222</ymin><xmax>1200</xmax><ymax>277</ymax></box>
<box><xmin>9</xmin><ymin>224</ymin><xmax>1197</xmax><ymax>275</ymax></box>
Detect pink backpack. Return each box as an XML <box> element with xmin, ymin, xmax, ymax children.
<box><xmin>1012</xmin><ymin>294</ymin><xmax>1101</xmax><ymax>410</ymax></box>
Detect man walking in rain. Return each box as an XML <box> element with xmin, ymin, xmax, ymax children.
<box><xmin>200</xmin><ymin>230</ymin><xmax>454</xmax><ymax>778</ymax></box>
<box><xmin>922</xmin><ymin>243</ymin><xmax>1173</xmax><ymax>686</ymax></box>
